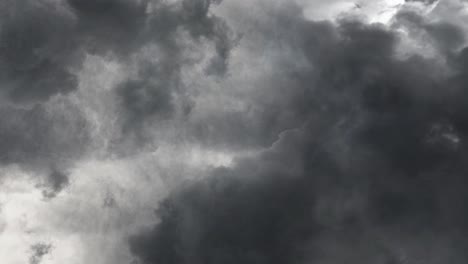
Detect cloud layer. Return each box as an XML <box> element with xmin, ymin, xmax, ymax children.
<box><xmin>2</xmin><ymin>0</ymin><xmax>468</xmax><ymax>263</ymax></box>
<box><xmin>129</xmin><ymin>2</ymin><xmax>468</xmax><ymax>264</ymax></box>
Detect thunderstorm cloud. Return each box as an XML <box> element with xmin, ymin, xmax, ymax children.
<box><xmin>2</xmin><ymin>0</ymin><xmax>468</xmax><ymax>263</ymax></box>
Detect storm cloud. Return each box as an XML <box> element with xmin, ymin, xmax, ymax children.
<box><xmin>129</xmin><ymin>3</ymin><xmax>468</xmax><ymax>264</ymax></box>
<box><xmin>0</xmin><ymin>0</ymin><xmax>233</xmax><ymax>193</ymax></box>
<box><xmin>3</xmin><ymin>0</ymin><xmax>468</xmax><ymax>263</ymax></box>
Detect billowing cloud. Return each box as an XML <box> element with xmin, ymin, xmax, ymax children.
<box><xmin>3</xmin><ymin>0</ymin><xmax>468</xmax><ymax>263</ymax></box>
<box><xmin>113</xmin><ymin>0</ymin><xmax>234</xmax><ymax>139</ymax></box>
<box><xmin>0</xmin><ymin>100</ymin><xmax>90</xmax><ymax>197</ymax></box>
<box><xmin>0</xmin><ymin>0</ymin><xmax>233</xmax><ymax>193</ymax></box>
<box><xmin>0</xmin><ymin>0</ymin><xmax>78</xmax><ymax>103</ymax></box>
<box><xmin>129</xmin><ymin>2</ymin><xmax>468</xmax><ymax>264</ymax></box>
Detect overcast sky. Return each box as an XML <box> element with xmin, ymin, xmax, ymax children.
<box><xmin>2</xmin><ymin>0</ymin><xmax>468</xmax><ymax>263</ymax></box>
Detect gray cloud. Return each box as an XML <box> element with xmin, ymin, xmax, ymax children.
<box><xmin>0</xmin><ymin>0</ymin><xmax>78</xmax><ymax>103</ymax></box>
<box><xmin>0</xmin><ymin>0</ymin><xmax>145</xmax><ymax>194</ymax></box>
<box><xmin>4</xmin><ymin>0</ymin><xmax>468</xmax><ymax>262</ymax></box>
<box><xmin>0</xmin><ymin>102</ymin><xmax>90</xmax><ymax>196</ymax></box>
<box><xmin>113</xmin><ymin>0</ymin><xmax>235</xmax><ymax>139</ymax></box>
<box><xmin>129</xmin><ymin>3</ymin><xmax>468</xmax><ymax>264</ymax></box>
<box><xmin>40</xmin><ymin>169</ymin><xmax>71</xmax><ymax>199</ymax></box>
<box><xmin>67</xmin><ymin>0</ymin><xmax>149</xmax><ymax>55</ymax></box>
<box><xmin>0</xmin><ymin>0</ymin><xmax>234</xmax><ymax>193</ymax></box>
<box><xmin>0</xmin><ymin>105</ymin><xmax>88</xmax><ymax>167</ymax></box>
<box><xmin>406</xmin><ymin>0</ymin><xmax>439</xmax><ymax>4</ymax></box>
<box><xmin>395</xmin><ymin>10</ymin><xmax>465</xmax><ymax>52</ymax></box>
<box><xmin>29</xmin><ymin>243</ymin><xmax>53</xmax><ymax>264</ymax></box>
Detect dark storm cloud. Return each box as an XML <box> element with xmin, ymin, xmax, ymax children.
<box><xmin>0</xmin><ymin>105</ymin><xmax>88</xmax><ymax>166</ymax></box>
<box><xmin>0</xmin><ymin>104</ymin><xmax>90</xmax><ymax>196</ymax></box>
<box><xmin>115</xmin><ymin>49</ymin><xmax>183</xmax><ymax>137</ymax></box>
<box><xmin>114</xmin><ymin>0</ymin><xmax>234</xmax><ymax>135</ymax></box>
<box><xmin>129</xmin><ymin>4</ymin><xmax>468</xmax><ymax>264</ymax></box>
<box><xmin>0</xmin><ymin>0</ymin><xmax>233</xmax><ymax>127</ymax></box>
<box><xmin>0</xmin><ymin>0</ymin><xmax>233</xmax><ymax>193</ymax></box>
<box><xmin>66</xmin><ymin>0</ymin><xmax>149</xmax><ymax>55</ymax></box>
<box><xmin>0</xmin><ymin>0</ymin><xmax>148</xmax><ymax>103</ymax></box>
<box><xmin>395</xmin><ymin>10</ymin><xmax>465</xmax><ymax>52</ymax></box>
<box><xmin>0</xmin><ymin>0</ymin><xmax>148</xmax><ymax>193</ymax></box>
<box><xmin>0</xmin><ymin>0</ymin><xmax>78</xmax><ymax>103</ymax></box>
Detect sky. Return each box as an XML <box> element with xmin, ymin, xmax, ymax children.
<box><xmin>2</xmin><ymin>0</ymin><xmax>468</xmax><ymax>263</ymax></box>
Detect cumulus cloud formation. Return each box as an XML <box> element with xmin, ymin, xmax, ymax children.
<box><xmin>2</xmin><ymin>0</ymin><xmax>468</xmax><ymax>263</ymax></box>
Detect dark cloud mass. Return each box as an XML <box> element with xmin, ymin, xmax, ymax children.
<box><xmin>0</xmin><ymin>105</ymin><xmax>88</xmax><ymax>166</ymax></box>
<box><xmin>5</xmin><ymin>0</ymin><xmax>468</xmax><ymax>262</ymax></box>
<box><xmin>129</xmin><ymin>4</ymin><xmax>468</xmax><ymax>264</ymax></box>
<box><xmin>0</xmin><ymin>103</ymin><xmax>90</xmax><ymax>196</ymax></box>
<box><xmin>0</xmin><ymin>0</ymin><xmax>148</xmax><ymax>104</ymax></box>
<box><xmin>0</xmin><ymin>0</ymin><xmax>232</xmax><ymax>103</ymax></box>
<box><xmin>0</xmin><ymin>0</ymin><xmax>232</xmax><ymax>191</ymax></box>
<box><xmin>115</xmin><ymin>0</ymin><xmax>234</xmax><ymax>134</ymax></box>
<box><xmin>0</xmin><ymin>0</ymin><xmax>78</xmax><ymax>103</ymax></box>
